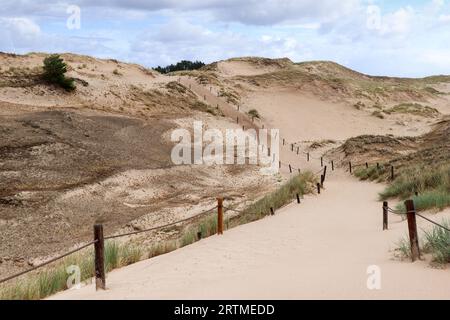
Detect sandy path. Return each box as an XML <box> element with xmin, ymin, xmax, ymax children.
<box><xmin>51</xmin><ymin>170</ymin><xmax>450</xmax><ymax>300</ymax></box>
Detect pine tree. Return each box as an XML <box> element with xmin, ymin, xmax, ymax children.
<box><xmin>43</xmin><ymin>55</ymin><xmax>76</xmax><ymax>91</ymax></box>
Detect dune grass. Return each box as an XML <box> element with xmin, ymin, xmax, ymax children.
<box><xmin>355</xmin><ymin>163</ymin><xmax>450</xmax><ymax>212</ymax></box>
<box><xmin>0</xmin><ymin>241</ymin><xmax>146</xmax><ymax>300</ymax></box>
<box><xmin>229</xmin><ymin>172</ymin><xmax>316</xmax><ymax>227</ymax></box>
<box><xmin>396</xmin><ymin>219</ymin><xmax>450</xmax><ymax>264</ymax></box>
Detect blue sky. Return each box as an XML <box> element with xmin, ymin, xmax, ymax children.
<box><xmin>1</xmin><ymin>0</ymin><xmax>450</xmax><ymax>77</ymax></box>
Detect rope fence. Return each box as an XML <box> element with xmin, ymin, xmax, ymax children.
<box><xmin>382</xmin><ymin>199</ymin><xmax>449</xmax><ymax>262</ymax></box>
<box><xmin>0</xmin><ymin>204</ymin><xmax>219</xmax><ymax>287</ymax></box>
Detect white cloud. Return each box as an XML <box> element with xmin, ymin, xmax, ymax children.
<box><xmin>0</xmin><ymin>17</ymin><xmax>41</xmax><ymax>49</ymax></box>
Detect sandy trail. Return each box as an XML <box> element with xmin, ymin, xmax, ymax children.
<box><xmin>51</xmin><ymin>169</ymin><xmax>450</xmax><ymax>300</ymax></box>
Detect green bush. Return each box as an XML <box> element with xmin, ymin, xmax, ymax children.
<box><xmin>42</xmin><ymin>55</ymin><xmax>75</xmax><ymax>91</ymax></box>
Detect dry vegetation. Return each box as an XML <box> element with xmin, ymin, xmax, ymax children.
<box><xmin>332</xmin><ymin>118</ymin><xmax>450</xmax><ymax>212</ymax></box>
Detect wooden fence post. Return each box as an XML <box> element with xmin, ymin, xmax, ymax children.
<box><xmin>94</xmin><ymin>224</ymin><xmax>106</xmax><ymax>291</ymax></box>
<box><xmin>321</xmin><ymin>157</ymin><xmax>323</xmax><ymax>167</ymax></box>
<box><xmin>296</xmin><ymin>193</ymin><xmax>301</xmax><ymax>204</ymax></box>
<box><xmin>323</xmin><ymin>166</ymin><xmax>327</xmax><ymax>181</ymax></box>
<box><xmin>383</xmin><ymin>201</ymin><xmax>388</xmax><ymax>230</ymax></box>
<box><xmin>331</xmin><ymin>161</ymin><xmax>334</xmax><ymax>171</ymax></box>
<box><xmin>268</xmin><ymin>147</ymin><xmax>271</xmax><ymax>157</ymax></box>
<box><xmin>289</xmin><ymin>164</ymin><xmax>292</xmax><ymax>173</ymax></box>
<box><xmin>217</xmin><ymin>197</ymin><xmax>224</xmax><ymax>235</ymax></box>
<box><xmin>349</xmin><ymin>161</ymin><xmax>352</xmax><ymax>174</ymax></box>
<box><xmin>391</xmin><ymin>166</ymin><xmax>395</xmax><ymax>180</ymax></box>
<box><xmin>291</xmin><ymin>144</ymin><xmax>294</xmax><ymax>151</ymax></box>
<box><xmin>405</xmin><ymin>199</ymin><xmax>420</xmax><ymax>262</ymax></box>
<box><xmin>317</xmin><ymin>183</ymin><xmax>321</xmax><ymax>194</ymax></box>
<box><xmin>320</xmin><ymin>175</ymin><xmax>324</xmax><ymax>188</ymax></box>
<box><xmin>270</xmin><ymin>207</ymin><xmax>274</xmax><ymax>216</ymax></box>
<box><xmin>366</xmin><ymin>162</ymin><xmax>369</xmax><ymax>169</ymax></box>
<box><xmin>307</xmin><ymin>153</ymin><xmax>310</xmax><ymax>162</ymax></box>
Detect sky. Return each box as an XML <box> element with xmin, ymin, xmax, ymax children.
<box><xmin>1</xmin><ymin>0</ymin><xmax>450</xmax><ymax>77</ymax></box>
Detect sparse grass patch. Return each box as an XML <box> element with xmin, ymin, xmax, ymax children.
<box><xmin>395</xmin><ymin>220</ymin><xmax>450</xmax><ymax>264</ymax></box>
<box><xmin>394</xmin><ymin>190</ymin><xmax>450</xmax><ymax>213</ymax></box>
<box><xmin>379</xmin><ymin>165</ymin><xmax>450</xmax><ymax>202</ymax></box>
<box><xmin>385</xmin><ymin>103</ymin><xmax>440</xmax><ymax>118</ymax></box>
<box><xmin>423</xmin><ymin>220</ymin><xmax>450</xmax><ymax>264</ymax></box>
<box><xmin>354</xmin><ymin>165</ymin><xmax>387</xmax><ymax>181</ymax></box>
<box><xmin>0</xmin><ymin>241</ymin><xmax>144</xmax><ymax>300</ymax></box>
<box><xmin>247</xmin><ymin>109</ymin><xmax>260</xmax><ymax>119</ymax></box>
<box><xmin>371</xmin><ymin>110</ymin><xmax>385</xmax><ymax>119</ymax></box>
<box><xmin>229</xmin><ymin>172</ymin><xmax>316</xmax><ymax>227</ymax></box>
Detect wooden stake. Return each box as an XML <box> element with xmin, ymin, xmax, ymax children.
<box><xmin>321</xmin><ymin>157</ymin><xmax>323</xmax><ymax>167</ymax></box>
<box><xmin>289</xmin><ymin>164</ymin><xmax>292</xmax><ymax>173</ymax></box>
<box><xmin>383</xmin><ymin>201</ymin><xmax>388</xmax><ymax>231</ymax></box>
<box><xmin>317</xmin><ymin>183</ymin><xmax>321</xmax><ymax>194</ymax></box>
<box><xmin>217</xmin><ymin>197</ymin><xmax>224</xmax><ymax>235</ymax></box>
<box><xmin>331</xmin><ymin>160</ymin><xmax>334</xmax><ymax>171</ymax></box>
<box><xmin>405</xmin><ymin>199</ymin><xmax>420</xmax><ymax>262</ymax></box>
<box><xmin>391</xmin><ymin>166</ymin><xmax>395</xmax><ymax>180</ymax></box>
<box><xmin>94</xmin><ymin>224</ymin><xmax>106</xmax><ymax>291</ymax></box>
<box><xmin>296</xmin><ymin>194</ymin><xmax>301</xmax><ymax>204</ymax></box>
<box><xmin>349</xmin><ymin>161</ymin><xmax>352</xmax><ymax>174</ymax></box>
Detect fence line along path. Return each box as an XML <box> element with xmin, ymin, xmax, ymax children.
<box><xmin>51</xmin><ymin>171</ymin><xmax>450</xmax><ymax>299</ymax></box>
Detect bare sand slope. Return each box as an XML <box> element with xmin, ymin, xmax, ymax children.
<box><xmin>244</xmin><ymin>90</ymin><xmax>432</xmax><ymax>142</ymax></box>
<box><xmin>51</xmin><ymin>170</ymin><xmax>450</xmax><ymax>300</ymax></box>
